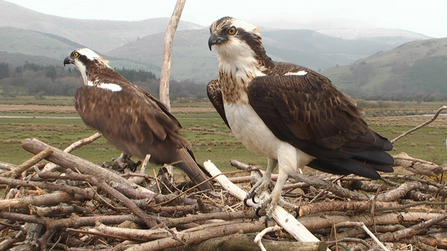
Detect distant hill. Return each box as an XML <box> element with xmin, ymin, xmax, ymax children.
<box><xmin>322</xmin><ymin>38</ymin><xmax>447</xmax><ymax>100</ymax></box>
<box><xmin>0</xmin><ymin>0</ymin><xmax>438</xmax><ymax>89</ymax></box>
<box><xmin>0</xmin><ymin>27</ymin><xmax>82</xmax><ymax>60</ymax></box>
<box><xmin>0</xmin><ymin>0</ymin><xmax>203</xmax><ymax>53</ymax></box>
<box><xmin>0</xmin><ymin>27</ymin><xmax>162</xmax><ymax>73</ymax></box>
<box><xmin>0</xmin><ymin>51</ymin><xmax>60</xmax><ymax>67</ymax></box>
<box><xmin>254</xmin><ymin>17</ymin><xmax>430</xmax><ymax>44</ymax></box>
<box><xmin>108</xmin><ymin>28</ymin><xmax>406</xmax><ymax>83</ymax></box>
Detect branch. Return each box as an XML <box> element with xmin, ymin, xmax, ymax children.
<box><xmin>289</xmin><ymin>172</ymin><xmax>370</xmax><ymax>201</ymax></box>
<box><xmin>43</xmin><ymin>132</ymin><xmax>102</xmax><ymax>172</ymax></box>
<box><xmin>335</xmin><ymin>222</ymin><xmax>390</xmax><ymax>251</ymax></box>
<box><xmin>159</xmin><ymin>0</ymin><xmax>186</xmax><ymax>110</ymax></box>
<box><xmin>0</xmin><ymin>191</ymin><xmax>74</xmax><ymax>210</ymax></box>
<box><xmin>375</xmin><ymin>181</ymin><xmax>428</xmax><ymax>202</ymax></box>
<box><xmin>254</xmin><ymin>225</ymin><xmax>282</xmax><ymax>251</ymax></box>
<box><xmin>391</xmin><ymin>105</ymin><xmax>447</xmax><ymax>144</ymax></box>
<box><xmin>21</xmin><ymin>138</ymin><xmax>157</xmax><ymax>199</ymax></box>
<box><xmin>203</xmin><ymin>160</ymin><xmax>322</xmax><ymax>243</ymax></box>
<box><xmin>378</xmin><ymin>212</ymin><xmax>447</xmax><ymax>242</ymax></box>
<box><xmin>124</xmin><ymin>219</ymin><xmax>268</xmax><ymax>251</ymax></box>
<box><xmin>298</xmin><ymin>201</ymin><xmax>400</xmax><ymax>217</ymax></box>
<box><xmin>1</xmin><ymin>147</ymin><xmax>52</xmax><ymax>178</ymax></box>
<box><xmin>392</xmin><ymin>152</ymin><xmax>443</xmax><ymax>176</ymax></box>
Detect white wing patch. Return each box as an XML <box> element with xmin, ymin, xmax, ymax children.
<box><xmin>284</xmin><ymin>70</ymin><xmax>308</xmax><ymax>76</ymax></box>
<box><xmin>97</xmin><ymin>83</ymin><xmax>122</xmax><ymax>92</ymax></box>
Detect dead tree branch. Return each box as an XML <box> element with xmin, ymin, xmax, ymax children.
<box><xmin>391</xmin><ymin>105</ymin><xmax>447</xmax><ymax>144</ymax></box>
<box><xmin>159</xmin><ymin>0</ymin><xmax>186</xmax><ymax>110</ymax></box>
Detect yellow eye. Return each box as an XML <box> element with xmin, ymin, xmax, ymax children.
<box><xmin>228</xmin><ymin>27</ymin><xmax>236</xmax><ymax>35</ymax></box>
<box><xmin>73</xmin><ymin>52</ymin><xmax>80</xmax><ymax>58</ymax></box>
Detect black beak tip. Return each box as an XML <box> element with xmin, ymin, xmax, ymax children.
<box><xmin>208</xmin><ymin>34</ymin><xmax>222</xmax><ymax>51</ymax></box>
<box><xmin>63</xmin><ymin>57</ymin><xmax>72</xmax><ymax>66</ymax></box>
<box><xmin>208</xmin><ymin>39</ymin><xmax>214</xmax><ymax>51</ymax></box>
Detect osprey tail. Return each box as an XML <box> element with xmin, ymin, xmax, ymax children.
<box><xmin>175</xmin><ymin>148</ymin><xmax>213</xmax><ymax>190</ymax></box>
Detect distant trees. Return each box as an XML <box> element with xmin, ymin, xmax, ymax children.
<box><xmin>0</xmin><ymin>63</ymin><xmax>9</xmax><ymax>79</ymax></box>
<box><xmin>410</xmin><ymin>56</ymin><xmax>447</xmax><ymax>93</ymax></box>
<box><xmin>340</xmin><ymin>61</ymin><xmax>376</xmax><ymax>86</ymax></box>
<box><xmin>0</xmin><ymin>62</ymin><xmax>207</xmax><ymax>99</ymax></box>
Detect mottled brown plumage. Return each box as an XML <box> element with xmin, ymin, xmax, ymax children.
<box><xmin>65</xmin><ymin>48</ymin><xmax>212</xmax><ymax>190</ymax></box>
<box><xmin>207</xmin><ymin>16</ymin><xmax>393</xmax><ymax>184</ymax></box>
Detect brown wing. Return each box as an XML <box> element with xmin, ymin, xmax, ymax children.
<box><xmin>74</xmin><ymin>85</ymin><xmax>188</xmax><ymax>160</ymax></box>
<box><xmin>207</xmin><ymin>80</ymin><xmax>230</xmax><ymax>128</ymax></box>
<box><xmin>248</xmin><ymin>65</ymin><xmax>393</xmax><ymax>178</ymax></box>
<box><xmin>74</xmin><ymin>84</ymin><xmax>213</xmax><ymax>190</ymax></box>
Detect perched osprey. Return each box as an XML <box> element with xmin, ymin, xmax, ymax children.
<box><xmin>64</xmin><ymin>48</ymin><xmax>212</xmax><ymax>190</ymax></box>
<box><xmin>208</xmin><ymin>17</ymin><xmax>394</xmax><ymax>215</ymax></box>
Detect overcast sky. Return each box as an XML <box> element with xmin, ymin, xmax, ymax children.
<box><xmin>4</xmin><ymin>0</ymin><xmax>447</xmax><ymax>38</ymax></box>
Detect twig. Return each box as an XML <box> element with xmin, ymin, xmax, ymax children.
<box><xmin>140</xmin><ymin>154</ymin><xmax>151</xmax><ymax>175</ymax></box>
<box><xmin>378</xmin><ymin>212</ymin><xmax>447</xmax><ymax>242</ymax></box>
<box><xmin>203</xmin><ymin>160</ymin><xmax>322</xmax><ymax>243</ymax></box>
<box><xmin>375</xmin><ymin>181</ymin><xmax>428</xmax><ymax>202</ymax></box>
<box><xmin>335</xmin><ymin>222</ymin><xmax>390</xmax><ymax>251</ymax></box>
<box><xmin>0</xmin><ymin>191</ymin><xmax>74</xmax><ymax>210</ymax></box>
<box><xmin>0</xmin><ymin>176</ymin><xmax>98</xmax><ymax>202</ymax></box>
<box><xmin>1</xmin><ymin>147</ymin><xmax>52</xmax><ymax>178</ymax></box>
<box><xmin>124</xmin><ymin>219</ymin><xmax>267</xmax><ymax>251</ymax></box>
<box><xmin>43</xmin><ymin>132</ymin><xmax>102</xmax><ymax>172</ymax></box>
<box><xmin>393</xmin><ymin>152</ymin><xmax>443</xmax><ymax>176</ymax></box>
<box><xmin>391</xmin><ymin>105</ymin><xmax>447</xmax><ymax>144</ymax></box>
<box><xmin>289</xmin><ymin>172</ymin><xmax>370</xmax><ymax>201</ymax></box>
<box><xmin>64</xmin><ymin>170</ymin><xmax>156</xmax><ymax>228</ymax></box>
<box><xmin>21</xmin><ymin>138</ymin><xmax>158</xmax><ymax>199</ymax></box>
<box><xmin>254</xmin><ymin>225</ymin><xmax>282</xmax><ymax>251</ymax></box>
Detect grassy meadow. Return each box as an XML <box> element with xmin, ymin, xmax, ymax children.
<box><xmin>1</xmin><ymin>96</ymin><xmax>447</xmax><ymax>174</ymax></box>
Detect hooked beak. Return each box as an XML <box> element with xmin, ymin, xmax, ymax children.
<box><xmin>63</xmin><ymin>56</ymin><xmax>74</xmax><ymax>66</ymax></box>
<box><xmin>208</xmin><ymin>33</ymin><xmax>225</xmax><ymax>51</ymax></box>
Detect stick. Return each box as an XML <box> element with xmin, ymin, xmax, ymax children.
<box><xmin>21</xmin><ymin>138</ymin><xmax>157</xmax><ymax>199</ymax></box>
<box><xmin>43</xmin><ymin>132</ymin><xmax>102</xmax><ymax>172</ymax></box>
<box><xmin>203</xmin><ymin>160</ymin><xmax>322</xmax><ymax>243</ymax></box>
<box><xmin>159</xmin><ymin>0</ymin><xmax>186</xmax><ymax>110</ymax></box>
<box><xmin>335</xmin><ymin>222</ymin><xmax>390</xmax><ymax>251</ymax></box>
<box><xmin>391</xmin><ymin>105</ymin><xmax>447</xmax><ymax>144</ymax></box>
<box><xmin>1</xmin><ymin>147</ymin><xmax>52</xmax><ymax>178</ymax></box>
<box><xmin>124</xmin><ymin>219</ymin><xmax>267</xmax><ymax>251</ymax></box>
<box><xmin>254</xmin><ymin>225</ymin><xmax>282</xmax><ymax>251</ymax></box>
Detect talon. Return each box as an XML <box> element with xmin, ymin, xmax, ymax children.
<box><xmin>264</xmin><ymin>214</ymin><xmax>269</xmax><ymax>227</ymax></box>
<box><xmin>244</xmin><ymin>197</ymin><xmax>249</xmax><ymax>207</ymax></box>
<box><xmin>294</xmin><ymin>206</ymin><xmax>300</xmax><ymax>219</ymax></box>
<box><xmin>252</xmin><ymin>192</ymin><xmax>257</xmax><ymax>204</ymax></box>
<box><xmin>256</xmin><ymin>207</ymin><xmax>262</xmax><ymax>217</ymax></box>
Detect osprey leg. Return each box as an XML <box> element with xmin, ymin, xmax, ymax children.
<box><xmin>245</xmin><ymin>158</ymin><xmax>277</xmax><ymax>205</ymax></box>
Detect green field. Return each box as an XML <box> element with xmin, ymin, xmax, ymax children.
<box><xmin>1</xmin><ymin>96</ymin><xmax>447</xmax><ymax>174</ymax></box>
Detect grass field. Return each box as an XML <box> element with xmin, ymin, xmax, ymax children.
<box><xmin>1</xmin><ymin>96</ymin><xmax>446</xmax><ymax>174</ymax></box>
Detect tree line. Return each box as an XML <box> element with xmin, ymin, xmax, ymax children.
<box><xmin>0</xmin><ymin>62</ymin><xmax>207</xmax><ymax>99</ymax></box>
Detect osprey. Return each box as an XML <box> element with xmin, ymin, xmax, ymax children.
<box><xmin>64</xmin><ymin>48</ymin><xmax>212</xmax><ymax>190</ymax></box>
<box><xmin>208</xmin><ymin>17</ymin><xmax>394</xmax><ymax>215</ymax></box>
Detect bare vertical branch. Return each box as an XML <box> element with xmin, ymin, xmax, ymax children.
<box><xmin>159</xmin><ymin>0</ymin><xmax>186</xmax><ymax>111</ymax></box>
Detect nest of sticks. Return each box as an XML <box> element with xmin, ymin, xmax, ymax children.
<box><xmin>0</xmin><ymin>130</ymin><xmax>446</xmax><ymax>251</ymax></box>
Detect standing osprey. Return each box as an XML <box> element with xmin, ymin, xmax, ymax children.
<box><xmin>64</xmin><ymin>48</ymin><xmax>212</xmax><ymax>190</ymax></box>
<box><xmin>207</xmin><ymin>17</ymin><xmax>394</xmax><ymax>215</ymax></box>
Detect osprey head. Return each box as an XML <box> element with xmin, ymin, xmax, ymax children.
<box><xmin>208</xmin><ymin>17</ymin><xmax>261</xmax><ymax>51</ymax></box>
<box><xmin>64</xmin><ymin>48</ymin><xmax>110</xmax><ymax>67</ymax></box>
<box><xmin>64</xmin><ymin>48</ymin><xmax>111</xmax><ymax>85</ymax></box>
<box><xmin>208</xmin><ymin>17</ymin><xmax>272</xmax><ymax>72</ymax></box>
